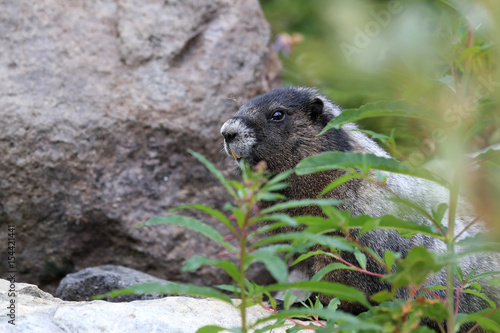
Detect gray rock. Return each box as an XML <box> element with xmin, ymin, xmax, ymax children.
<box><xmin>56</xmin><ymin>265</ymin><xmax>170</xmax><ymax>302</ymax></box>
<box><xmin>0</xmin><ymin>279</ymin><xmax>317</xmax><ymax>333</ymax></box>
<box><xmin>0</xmin><ymin>0</ymin><xmax>280</xmax><ymax>293</ymax></box>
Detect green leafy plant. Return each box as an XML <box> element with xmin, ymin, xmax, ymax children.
<box><xmin>98</xmin><ymin>1</ymin><xmax>500</xmax><ymax>332</ymax></box>
<box><xmin>295</xmin><ymin>149</ymin><xmax>500</xmax><ymax>332</ymax></box>
<box><xmin>97</xmin><ymin>143</ymin><xmax>500</xmax><ymax>332</ymax></box>
<box><xmin>98</xmin><ymin>150</ymin><xmax>384</xmax><ymax>332</ymax></box>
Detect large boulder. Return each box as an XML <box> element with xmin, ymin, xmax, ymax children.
<box><xmin>0</xmin><ymin>280</ymin><xmax>315</xmax><ymax>332</ymax></box>
<box><xmin>0</xmin><ymin>0</ymin><xmax>280</xmax><ymax>293</ymax></box>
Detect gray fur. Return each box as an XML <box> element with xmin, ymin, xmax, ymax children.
<box><xmin>220</xmin><ymin>87</ymin><xmax>500</xmax><ymax>327</ymax></box>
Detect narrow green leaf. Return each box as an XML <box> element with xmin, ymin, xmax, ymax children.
<box><xmin>95</xmin><ymin>281</ymin><xmax>232</xmax><ymax>303</ymax></box>
<box><xmin>216</xmin><ymin>284</ymin><xmax>240</xmax><ymax>293</ymax></box>
<box><xmin>283</xmin><ymin>290</ymin><xmax>297</xmax><ymax>310</ymax></box>
<box><xmin>464</xmin><ymin>266</ymin><xmax>480</xmax><ymax>282</ymax></box>
<box><xmin>256</xmin><ymin>192</ymin><xmax>286</xmax><ymax>201</ymax></box>
<box><xmin>387</xmin><ymin>197</ymin><xmax>445</xmax><ymax>235</ymax></box>
<box><xmin>361</xmin><ymin>246</ymin><xmax>385</xmax><ymax>271</ymax></box>
<box><xmin>354</xmin><ymin>248</ymin><xmax>367</xmax><ymax>270</ymax></box>
<box><xmin>258</xmin><ymin>281</ymin><xmax>371</xmax><ymax>308</ymax></box>
<box><xmin>182</xmin><ymin>256</ymin><xmax>241</xmax><ymax>282</ymax></box>
<box><xmin>457</xmin><ymin>242</ymin><xmax>500</xmax><ymax>257</ymax></box>
<box><xmin>252</xmin><ymin>232</ymin><xmax>354</xmax><ymax>253</ymax></box>
<box><xmin>435</xmin><ymin>0</ymin><xmax>457</xmax><ymax>10</ymax></box>
<box><xmin>470</xmin><ymin>282</ymin><xmax>482</xmax><ymax>292</ymax></box>
<box><xmin>226</xmin><ymin>206</ymin><xmax>245</xmax><ymax>228</ymax></box>
<box><xmin>311</xmin><ymin>262</ymin><xmax>353</xmax><ymax>282</ymax></box>
<box><xmin>145</xmin><ymin>216</ymin><xmax>236</xmax><ymax>251</ymax></box>
<box><xmin>170</xmin><ymin>204</ymin><xmax>235</xmax><ymax>233</ymax></box>
<box><xmin>346</xmin><ymin>214</ymin><xmax>444</xmax><ymax>239</ymax></box>
<box><xmin>431</xmin><ymin>203</ymin><xmax>449</xmax><ymax>225</ymax></box>
<box><xmin>252</xmin><ymin>307</ymin><xmax>381</xmax><ymax>330</ymax></box>
<box><xmin>253</xmin><ymin>213</ymin><xmax>299</xmax><ymax>227</ymax></box>
<box><xmin>265</xmin><ymin>169</ymin><xmax>294</xmax><ymax>186</ymax></box>
<box><xmin>458</xmin><ymin>311</ymin><xmax>500</xmax><ymax>333</ymax></box>
<box><xmin>311</xmin><ymin>296</ymin><xmax>323</xmax><ymax>310</ymax></box>
<box><xmin>182</xmin><ymin>255</ymin><xmax>214</xmax><ymax>272</ymax></box>
<box><xmin>384</xmin><ymin>247</ymin><xmax>445</xmax><ymax>288</ymax></box>
<box><xmin>384</xmin><ymin>250</ymin><xmax>398</xmax><ymax>272</ymax></box>
<box><xmin>260</xmin><ymin>198</ymin><xmax>342</xmax><ymax>215</ymax></box>
<box><xmin>253</xmin><ymin>243</ymin><xmax>297</xmax><ymax>254</ymax></box>
<box><xmin>291</xmin><ymin>250</ymin><xmax>350</xmax><ymax>272</ymax></box>
<box><xmin>319</xmin><ymin>100</ymin><xmax>439</xmax><ymax>134</ymax></box>
<box><xmin>252</xmin><ymin>222</ymin><xmax>291</xmax><ymax>236</ymax></box>
<box><xmin>455</xmin><ymin>265</ymin><xmax>464</xmax><ymax>281</ymax></box>
<box><xmin>357</xmin><ymin>217</ymin><xmax>381</xmax><ymax>236</ymax></box>
<box><xmin>357</xmin><ymin>129</ymin><xmax>395</xmax><ymax>145</ymax></box>
<box><xmin>227</xmin><ymin>328</ymin><xmax>245</xmax><ymax>333</ymax></box>
<box><xmin>319</xmin><ymin>173</ymin><xmax>359</xmax><ymax>197</ymax></box>
<box><xmin>264</xmin><ymin>291</ymin><xmax>277</xmax><ymax>312</ymax></box>
<box><xmin>487</xmin><ymin>277</ymin><xmax>500</xmax><ymax>286</ymax></box>
<box><xmin>418</xmin><ymin>285</ymin><xmax>446</xmax><ymax>297</ymax></box>
<box><xmin>263</xmin><ymin>182</ymin><xmax>289</xmax><ymax>192</ymax></box>
<box><xmin>327</xmin><ymin>298</ymin><xmax>341</xmax><ymax>311</ymax></box>
<box><xmin>296</xmin><ymin>215</ymin><xmax>342</xmax><ymax>234</ymax></box>
<box><xmin>226</xmin><ymin>180</ymin><xmax>244</xmax><ymax>191</ymax></box>
<box><xmin>292</xmin><ymin>250</ymin><xmax>334</xmax><ymax>267</ymax></box>
<box><xmin>247</xmin><ymin>248</ymin><xmax>288</xmax><ymax>283</ymax></box>
<box><xmin>296</xmin><ymin>151</ymin><xmax>449</xmax><ymax>187</ymax></box>
<box><xmin>252</xmin><ymin>319</ymin><xmax>288</xmax><ymax>333</ymax></box>
<box><xmin>196</xmin><ymin>325</ymin><xmax>227</xmax><ymax>333</ymax></box>
<box><xmin>460</xmin><ymin>289</ymin><xmax>497</xmax><ymax>308</ymax></box>
<box><xmin>459</xmin><ymin>45</ymin><xmax>490</xmax><ymax>62</ymax></box>
<box><xmin>189</xmin><ymin>150</ymin><xmax>236</xmax><ymax>198</ymax></box>
<box><xmin>370</xmin><ymin>289</ymin><xmax>396</xmax><ymax>303</ymax></box>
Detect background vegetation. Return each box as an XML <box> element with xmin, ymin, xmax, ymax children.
<box><xmin>261</xmin><ymin>0</ymin><xmax>500</xmax><ymax>157</ymax></box>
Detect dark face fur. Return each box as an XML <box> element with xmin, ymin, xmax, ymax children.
<box><xmin>220</xmin><ymin>87</ymin><xmax>351</xmax><ymax>172</ymax></box>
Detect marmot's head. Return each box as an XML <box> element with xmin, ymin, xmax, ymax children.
<box><xmin>220</xmin><ymin>87</ymin><xmax>353</xmax><ymax>172</ymax></box>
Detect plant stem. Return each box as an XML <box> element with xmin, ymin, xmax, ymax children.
<box><xmin>446</xmin><ymin>174</ymin><xmax>461</xmax><ymax>333</ymax></box>
<box><xmin>259</xmin><ymin>301</ymin><xmax>324</xmax><ymax>330</ymax></box>
<box><xmin>332</xmin><ymin>253</ymin><xmax>384</xmax><ymax>277</ymax></box>
<box><xmin>466</xmin><ymin>306</ymin><xmax>500</xmax><ymax>333</ymax></box>
<box><xmin>419</xmin><ymin>286</ymin><xmax>445</xmax><ymax>303</ymax></box>
<box><xmin>453</xmin><ymin>215</ymin><xmax>482</xmax><ymax>242</ymax></box>
<box><xmin>346</xmin><ymin>232</ymin><xmax>390</xmax><ymax>272</ymax></box>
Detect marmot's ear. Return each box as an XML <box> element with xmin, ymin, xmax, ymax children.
<box><xmin>310</xmin><ymin>98</ymin><xmax>324</xmax><ymax>121</ymax></box>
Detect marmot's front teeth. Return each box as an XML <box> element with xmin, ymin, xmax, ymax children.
<box><xmin>230</xmin><ymin>148</ymin><xmax>241</xmax><ymax>159</ymax></box>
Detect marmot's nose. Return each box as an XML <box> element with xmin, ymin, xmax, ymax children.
<box><xmin>221</xmin><ymin>129</ymin><xmax>238</xmax><ymax>143</ymax></box>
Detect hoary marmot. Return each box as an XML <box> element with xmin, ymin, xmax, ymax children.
<box><xmin>220</xmin><ymin>87</ymin><xmax>499</xmax><ymax>325</ymax></box>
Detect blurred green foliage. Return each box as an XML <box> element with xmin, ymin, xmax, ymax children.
<box><xmin>260</xmin><ymin>0</ymin><xmax>500</xmax><ymax>156</ymax></box>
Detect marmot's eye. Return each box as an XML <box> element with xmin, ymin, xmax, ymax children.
<box><xmin>270</xmin><ymin>110</ymin><xmax>285</xmax><ymax>122</ymax></box>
